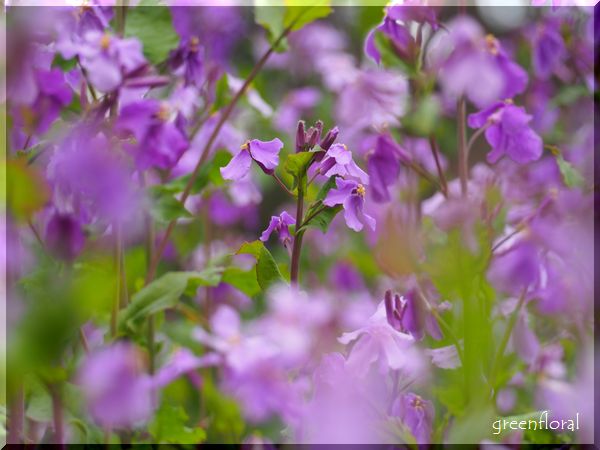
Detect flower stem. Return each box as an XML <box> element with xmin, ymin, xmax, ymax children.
<box><xmin>466</xmin><ymin>123</ymin><xmax>489</xmax><ymax>162</ymax></box>
<box><xmin>145</xmin><ymin>25</ymin><xmax>294</xmax><ymax>285</ymax></box>
<box><xmin>290</xmin><ymin>180</ymin><xmax>305</xmax><ymax>286</ymax></box>
<box><xmin>428</xmin><ymin>136</ymin><xmax>448</xmax><ymax>197</ymax></box>
<box><xmin>141</xmin><ymin>172</ymin><xmax>156</xmax><ymax>374</ymax></box>
<box><xmin>457</xmin><ymin>97</ymin><xmax>468</xmax><ymax>197</ymax></box>
<box><xmin>272</xmin><ymin>173</ymin><xmax>294</xmax><ymax>196</ymax></box>
<box><xmin>489</xmin><ymin>288</ymin><xmax>527</xmax><ymax>390</ymax></box>
<box><xmin>50</xmin><ymin>384</ymin><xmax>64</xmax><ymax>447</ymax></box>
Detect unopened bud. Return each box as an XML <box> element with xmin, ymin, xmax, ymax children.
<box><xmin>319</xmin><ymin>126</ymin><xmax>339</xmax><ymax>151</ymax></box>
<box><xmin>295</xmin><ymin>120</ymin><xmax>306</xmax><ymax>153</ymax></box>
<box><xmin>306</xmin><ymin>127</ymin><xmax>319</xmax><ymax>149</ymax></box>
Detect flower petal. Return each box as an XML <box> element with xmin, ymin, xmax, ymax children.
<box><xmin>220</xmin><ymin>149</ymin><xmax>252</xmax><ymax>181</ymax></box>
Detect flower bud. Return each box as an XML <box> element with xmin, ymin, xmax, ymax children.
<box><xmin>295</xmin><ymin>120</ymin><xmax>306</xmax><ymax>153</ymax></box>
<box><xmin>306</xmin><ymin>127</ymin><xmax>320</xmax><ymax>149</ymax></box>
<box><xmin>319</xmin><ymin>126</ymin><xmax>339</xmax><ymax>151</ymax></box>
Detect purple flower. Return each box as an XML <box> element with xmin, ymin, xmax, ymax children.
<box><xmin>59</xmin><ymin>30</ymin><xmax>146</xmax><ymax>93</ymax></box>
<box><xmin>429</xmin><ymin>17</ymin><xmax>528</xmax><ymax>107</ymax></box>
<box><xmin>384</xmin><ymin>290</ymin><xmax>443</xmax><ymax>341</ymax></box>
<box><xmin>318</xmin><ymin>144</ymin><xmax>369</xmax><ymax>184</ymax></box>
<box><xmin>367</xmin><ymin>134</ymin><xmax>411</xmax><ymax>203</ymax></box>
<box><xmin>168</xmin><ymin>36</ymin><xmax>204</xmax><ymax>87</ymax></box>
<box><xmin>152</xmin><ymin>349</ymin><xmax>220</xmax><ymax>389</ymax></box>
<box><xmin>11</xmin><ymin>68</ymin><xmax>73</xmax><ymax>138</ymax></box>
<box><xmin>530</xmin><ymin>20</ymin><xmax>566</xmax><ymax>79</ymax></box>
<box><xmin>260</xmin><ymin>211</ymin><xmax>296</xmax><ymax>247</ymax></box>
<box><xmin>338</xmin><ymin>301</ymin><xmax>425</xmax><ymax>378</ymax></box>
<box><xmin>365</xmin><ymin>3</ymin><xmax>439</xmax><ymax>64</ymax></box>
<box><xmin>48</xmin><ymin>126</ymin><xmax>140</xmax><ymax>224</ymax></box>
<box><xmin>390</xmin><ymin>392</ymin><xmax>435</xmax><ymax>444</ymax></box>
<box><xmin>275</xmin><ymin>87</ymin><xmax>321</xmax><ymax>132</ymax></box>
<box><xmin>324</xmin><ymin>178</ymin><xmax>375</xmax><ymax>232</ymax></box>
<box><xmin>44</xmin><ymin>211</ymin><xmax>85</xmax><ymax>262</ymax></box>
<box><xmin>115</xmin><ymin>99</ymin><xmax>189</xmax><ymax>170</ymax></box>
<box><xmin>220</xmin><ymin>138</ymin><xmax>284</xmax><ymax>180</ymax></box>
<box><xmin>78</xmin><ymin>342</ymin><xmax>154</xmax><ymax>429</ymax></box>
<box><xmin>468</xmin><ymin>100</ymin><xmax>543</xmax><ymax>164</ymax></box>
<box><xmin>488</xmin><ymin>240</ymin><xmax>541</xmax><ymax>295</ymax></box>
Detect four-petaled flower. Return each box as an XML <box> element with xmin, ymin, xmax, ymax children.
<box><xmin>468</xmin><ymin>100</ymin><xmax>543</xmax><ymax>164</ymax></box>
<box><xmin>318</xmin><ymin>143</ymin><xmax>369</xmax><ymax>185</ymax></box>
<box><xmin>260</xmin><ymin>211</ymin><xmax>296</xmax><ymax>247</ymax></box>
<box><xmin>324</xmin><ymin>178</ymin><xmax>376</xmax><ymax>232</ymax></box>
<box><xmin>220</xmin><ymin>138</ymin><xmax>284</xmax><ymax>180</ymax></box>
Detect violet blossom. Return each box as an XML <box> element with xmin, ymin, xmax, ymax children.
<box><xmin>468</xmin><ymin>100</ymin><xmax>543</xmax><ymax>164</ymax></box>
<box><xmin>324</xmin><ymin>178</ymin><xmax>376</xmax><ymax>232</ymax></box>
<box><xmin>390</xmin><ymin>392</ymin><xmax>435</xmax><ymax>444</ymax></box>
<box><xmin>317</xmin><ymin>143</ymin><xmax>369</xmax><ymax>184</ymax></box>
<box><xmin>260</xmin><ymin>211</ymin><xmax>296</xmax><ymax>247</ymax></box>
<box><xmin>220</xmin><ymin>138</ymin><xmax>284</xmax><ymax>180</ymax></box>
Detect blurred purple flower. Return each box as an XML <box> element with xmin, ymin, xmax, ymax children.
<box><xmin>530</xmin><ymin>20</ymin><xmax>566</xmax><ymax>79</ymax></box>
<box><xmin>367</xmin><ymin>134</ymin><xmax>411</xmax><ymax>203</ymax></box>
<box><xmin>78</xmin><ymin>342</ymin><xmax>154</xmax><ymax>429</ymax></box>
<box><xmin>44</xmin><ymin>211</ymin><xmax>85</xmax><ymax>262</ymax></box>
<box><xmin>488</xmin><ymin>240</ymin><xmax>541</xmax><ymax>295</ymax></box>
<box><xmin>390</xmin><ymin>392</ymin><xmax>435</xmax><ymax>444</ymax></box>
<box><xmin>324</xmin><ymin>178</ymin><xmax>375</xmax><ymax>232</ymax></box>
<box><xmin>365</xmin><ymin>2</ymin><xmax>438</xmax><ymax>64</ymax></box>
<box><xmin>468</xmin><ymin>100</ymin><xmax>543</xmax><ymax>164</ymax></box>
<box><xmin>275</xmin><ymin>87</ymin><xmax>321</xmax><ymax>132</ymax></box>
<box><xmin>338</xmin><ymin>301</ymin><xmax>425</xmax><ymax>378</ymax></box>
<box><xmin>260</xmin><ymin>211</ymin><xmax>295</xmax><ymax>247</ymax></box>
<box><xmin>384</xmin><ymin>290</ymin><xmax>443</xmax><ymax>341</ymax></box>
<box><xmin>153</xmin><ymin>348</ymin><xmax>220</xmax><ymax>389</ymax></box>
<box><xmin>59</xmin><ymin>30</ymin><xmax>146</xmax><ymax>93</ymax></box>
<box><xmin>220</xmin><ymin>138</ymin><xmax>284</xmax><ymax>180</ymax></box>
<box><xmin>168</xmin><ymin>36</ymin><xmax>204</xmax><ymax>87</ymax></box>
<box><xmin>48</xmin><ymin>126</ymin><xmax>140</xmax><ymax>224</ymax></box>
<box><xmin>115</xmin><ymin>99</ymin><xmax>189</xmax><ymax>170</ymax></box>
<box><xmin>10</xmin><ymin>68</ymin><xmax>73</xmax><ymax>138</ymax></box>
<box><xmin>429</xmin><ymin>17</ymin><xmax>528</xmax><ymax>107</ymax></box>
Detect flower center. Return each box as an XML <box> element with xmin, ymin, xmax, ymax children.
<box><xmin>356</xmin><ymin>184</ymin><xmax>366</xmax><ymax>197</ymax></box>
<box><xmin>241</xmin><ymin>141</ymin><xmax>250</xmax><ymax>152</ymax></box>
<box><xmin>190</xmin><ymin>36</ymin><xmax>200</xmax><ymax>53</ymax></box>
<box><xmin>100</xmin><ymin>33</ymin><xmax>111</xmax><ymax>51</ymax></box>
<box><xmin>156</xmin><ymin>103</ymin><xmax>171</xmax><ymax>122</ymax></box>
<box><xmin>485</xmin><ymin>34</ymin><xmax>499</xmax><ymax>55</ymax></box>
<box><xmin>411</xmin><ymin>395</ymin><xmax>424</xmax><ymax>409</ymax></box>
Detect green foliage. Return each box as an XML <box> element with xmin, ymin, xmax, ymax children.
<box><xmin>124</xmin><ymin>6</ymin><xmax>179</xmax><ymax>65</ymax></box>
<box><xmin>254</xmin><ymin>6</ymin><xmax>288</xmax><ymax>52</ymax></box>
<box><xmin>149</xmin><ymin>189</ymin><xmax>192</xmax><ymax>223</ymax></box>
<box><xmin>201</xmin><ymin>377</ymin><xmax>245</xmax><ymax>443</ymax></box>
<box><xmin>237</xmin><ymin>241</ymin><xmax>285</xmax><ymax>291</ymax></box>
<box><xmin>221</xmin><ymin>266</ymin><xmax>261</xmax><ymax>297</ymax></box>
<box><xmin>119</xmin><ymin>269</ymin><xmax>222</xmax><ymax>332</ymax></box>
<box><xmin>7</xmin><ymin>159</ymin><xmax>50</xmax><ymax>222</ymax></box>
<box><xmin>149</xmin><ymin>403</ymin><xmax>206</xmax><ymax>444</ymax></box>
<box><xmin>555</xmin><ymin>153</ymin><xmax>585</xmax><ymax>189</ymax></box>
<box><xmin>212</xmin><ymin>73</ymin><xmax>232</xmax><ymax>112</ymax></box>
<box><xmin>283</xmin><ymin>151</ymin><xmax>314</xmax><ymax>190</ymax></box>
<box><xmin>402</xmin><ymin>95</ymin><xmax>441</xmax><ymax>136</ymax></box>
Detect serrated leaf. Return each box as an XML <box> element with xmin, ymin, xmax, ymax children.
<box><xmin>124</xmin><ymin>6</ymin><xmax>179</xmax><ymax>65</ymax></box>
<box><xmin>118</xmin><ymin>270</ymin><xmax>222</xmax><ymax>331</ymax></box>
<box><xmin>237</xmin><ymin>241</ymin><xmax>285</xmax><ymax>291</ymax></box>
<box><xmin>283</xmin><ymin>1</ymin><xmax>332</xmax><ymax>31</ymax></box>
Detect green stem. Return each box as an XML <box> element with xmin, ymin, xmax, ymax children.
<box><xmin>428</xmin><ymin>136</ymin><xmax>448</xmax><ymax>197</ymax></box>
<box><xmin>141</xmin><ymin>172</ymin><xmax>156</xmax><ymax>374</ymax></box>
<box><xmin>289</xmin><ymin>180</ymin><xmax>305</xmax><ymax>286</ymax></box>
<box><xmin>489</xmin><ymin>288</ymin><xmax>528</xmax><ymax>389</ymax></box>
<box><xmin>457</xmin><ymin>97</ymin><xmax>468</xmax><ymax>197</ymax></box>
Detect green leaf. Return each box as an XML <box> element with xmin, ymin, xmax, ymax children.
<box><xmin>555</xmin><ymin>153</ymin><xmax>585</xmax><ymax>189</ymax></box>
<box><xmin>284</xmin><ymin>151</ymin><xmax>314</xmax><ymax>189</ymax></box>
<box><xmin>149</xmin><ymin>403</ymin><xmax>206</xmax><ymax>444</ymax></box>
<box><xmin>212</xmin><ymin>73</ymin><xmax>231</xmax><ymax>112</ymax></box>
<box><xmin>124</xmin><ymin>6</ymin><xmax>179</xmax><ymax>65</ymax></box>
<box><xmin>221</xmin><ymin>267</ymin><xmax>261</xmax><ymax>297</ymax></box>
<box><xmin>149</xmin><ymin>189</ymin><xmax>192</xmax><ymax>223</ymax></box>
<box><xmin>254</xmin><ymin>6</ymin><xmax>288</xmax><ymax>52</ymax></box>
<box><xmin>302</xmin><ymin>205</ymin><xmax>342</xmax><ymax>233</ymax></box>
<box><xmin>237</xmin><ymin>241</ymin><xmax>285</xmax><ymax>291</ymax></box>
<box><xmin>316</xmin><ymin>175</ymin><xmax>337</xmax><ymax>201</ymax></box>
<box><xmin>119</xmin><ymin>270</ymin><xmax>222</xmax><ymax>331</ymax></box>
<box><xmin>283</xmin><ymin>1</ymin><xmax>332</xmax><ymax>31</ymax></box>
<box><xmin>401</xmin><ymin>95</ymin><xmax>440</xmax><ymax>137</ymax></box>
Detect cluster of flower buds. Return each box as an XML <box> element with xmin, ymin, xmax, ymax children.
<box><xmin>295</xmin><ymin>119</ymin><xmax>339</xmax><ymax>155</ymax></box>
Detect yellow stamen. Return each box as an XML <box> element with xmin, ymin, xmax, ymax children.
<box><xmin>100</xmin><ymin>33</ymin><xmax>111</xmax><ymax>51</ymax></box>
<box><xmin>190</xmin><ymin>36</ymin><xmax>200</xmax><ymax>53</ymax></box>
<box><xmin>241</xmin><ymin>141</ymin><xmax>250</xmax><ymax>151</ymax></box>
<box><xmin>357</xmin><ymin>184</ymin><xmax>366</xmax><ymax>197</ymax></box>
<box><xmin>156</xmin><ymin>103</ymin><xmax>170</xmax><ymax>122</ymax></box>
<box><xmin>485</xmin><ymin>34</ymin><xmax>499</xmax><ymax>55</ymax></box>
